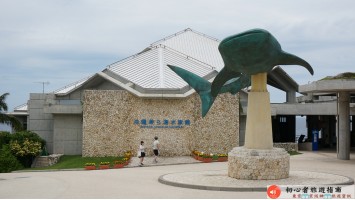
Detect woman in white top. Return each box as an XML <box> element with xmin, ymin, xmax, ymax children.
<box><xmin>138</xmin><ymin>141</ymin><xmax>145</xmax><ymax>166</ymax></box>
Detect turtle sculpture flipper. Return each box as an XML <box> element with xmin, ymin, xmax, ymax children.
<box><xmin>167</xmin><ymin>65</ymin><xmax>214</xmax><ymax>117</ymax></box>
<box><xmin>210</xmin><ymin>67</ymin><xmax>250</xmax><ymax>97</ymax></box>
<box><xmin>168</xmin><ymin>28</ymin><xmax>313</xmax><ymax>117</ymax></box>
<box><xmin>218</xmin><ymin>74</ymin><xmax>250</xmax><ymax>95</ymax></box>
<box><xmin>277</xmin><ymin>50</ymin><xmax>314</xmax><ymax>74</ymax></box>
<box><xmin>167</xmin><ymin>65</ymin><xmax>250</xmax><ymax>117</ymax></box>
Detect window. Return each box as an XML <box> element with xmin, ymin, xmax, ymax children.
<box><xmin>280</xmin><ymin>117</ymin><xmax>287</xmax><ymax>123</ymax></box>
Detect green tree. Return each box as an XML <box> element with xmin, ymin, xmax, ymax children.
<box><xmin>0</xmin><ymin>93</ymin><xmax>23</xmax><ymax>131</ymax></box>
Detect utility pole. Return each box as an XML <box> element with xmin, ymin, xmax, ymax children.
<box><xmin>34</xmin><ymin>81</ymin><xmax>50</xmax><ymax>93</ymax></box>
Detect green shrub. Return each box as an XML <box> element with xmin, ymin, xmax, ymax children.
<box><xmin>10</xmin><ymin>139</ymin><xmax>42</xmax><ymax>157</ymax></box>
<box><xmin>10</xmin><ymin>131</ymin><xmax>46</xmax><ymax>148</ymax></box>
<box><xmin>0</xmin><ymin>145</ymin><xmax>23</xmax><ymax>173</ymax></box>
<box><xmin>10</xmin><ymin>139</ymin><xmax>42</xmax><ymax>168</ymax></box>
<box><xmin>9</xmin><ymin>131</ymin><xmax>46</xmax><ymax>168</ymax></box>
<box><xmin>0</xmin><ymin>131</ymin><xmax>11</xmax><ymax>147</ymax></box>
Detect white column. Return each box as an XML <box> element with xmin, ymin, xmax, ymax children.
<box><xmin>337</xmin><ymin>92</ymin><xmax>350</xmax><ymax>160</ymax></box>
<box><xmin>286</xmin><ymin>91</ymin><xmax>296</xmax><ymax>103</ymax></box>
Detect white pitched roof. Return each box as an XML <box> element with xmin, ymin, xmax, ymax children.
<box><xmin>151</xmin><ymin>28</ymin><xmax>224</xmax><ymax>71</ymax></box>
<box><xmin>53</xmin><ymin>75</ymin><xmax>94</xmax><ymax>95</ymax></box>
<box><xmin>13</xmin><ymin>103</ymin><xmax>28</xmax><ymax>112</ymax></box>
<box><xmin>107</xmin><ymin>45</ymin><xmax>214</xmax><ymax>89</ymax></box>
<box><xmin>52</xmin><ymin>28</ymin><xmax>220</xmax><ymax>94</ymax></box>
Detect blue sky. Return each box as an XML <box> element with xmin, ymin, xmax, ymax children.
<box><xmin>1</xmin><ymin>0</ymin><xmax>355</xmax><ymax>111</ymax></box>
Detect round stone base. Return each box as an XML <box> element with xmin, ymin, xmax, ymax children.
<box><xmin>159</xmin><ymin>170</ymin><xmax>354</xmax><ymax>192</ymax></box>
<box><xmin>228</xmin><ymin>147</ymin><xmax>290</xmax><ymax>180</ymax></box>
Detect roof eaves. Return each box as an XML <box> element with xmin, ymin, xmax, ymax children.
<box><xmin>274</xmin><ymin>66</ymin><xmax>299</xmax><ymax>88</ymax></box>
<box><xmin>6</xmin><ymin>111</ymin><xmax>28</xmax><ymax>116</ymax></box>
<box><xmin>269</xmin><ymin>66</ymin><xmax>299</xmax><ymax>91</ymax></box>
<box><xmin>97</xmin><ymin>71</ymin><xmax>199</xmax><ymax>98</ymax></box>
<box><xmin>54</xmin><ymin>74</ymin><xmax>95</xmax><ymax>96</ymax></box>
<box><xmin>52</xmin><ymin>74</ymin><xmax>95</xmax><ymax>96</ymax></box>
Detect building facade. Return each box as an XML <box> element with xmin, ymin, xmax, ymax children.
<box><xmin>23</xmin><ymin>29</ymin><xmax>242</xmax><ymax>156</ymax></box>
<box><xmin>12</xmin><ymin>28</ymin><xmax>347</xmax><ymax>157</ymax></box>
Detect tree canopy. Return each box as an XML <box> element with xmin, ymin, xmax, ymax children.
<box><xmin>0</xmin><ymin>93</ymin><xmax>23</xmax><ymax>131</ymax></box>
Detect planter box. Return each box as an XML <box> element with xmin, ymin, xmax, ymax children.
<box><xmin>85</xmin><ymin>166</ymin><xmax>96</xmax><ymax>170</ymax></box>
<box><xmin>192</xmin><ymin>155</ymin><xmax>198</xmax><ymax>160</ymax></box>
<box><xmin>99</xmin><ymin>165</ymin><xmax>110</xmax><ymax>170</ymax></box>
<box><xmin>217</xmin><ymin>157</ymin><xmax>228</xmax><ymax>162</ymax></box>
<box><xmin>201</xmin><ymin>158</ymin><xmax>212</xmax><ymax>163</ymax></box>
<box><xmin>113</xmin><ymin>164</ymin><xmax>125</xmax><ymax>168</ymax></box>
<box><xmin>124</xmin><ymin>161</ymin><xmax>130</xmax><ymax>166</ymax></box>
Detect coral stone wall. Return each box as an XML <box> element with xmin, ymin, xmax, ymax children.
<box><xmin>273</xmin><ymin>142</ymin><xmax>298</xmax><ymax>152</ymax></box>
<box><xmin>82</xmin><ymin>90</ymin><xmax>239</xmax><ymax>157</ymax></box>
<box><xmin>228</xmin><ymin>147</ymin><xmax>290</xmax><ymax>180</ymax></box>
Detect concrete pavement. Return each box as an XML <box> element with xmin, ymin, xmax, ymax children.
<box><xmin>0</xmin><ymin>150</ymin><xmax>354</xmax><ymax>199</ymax></box>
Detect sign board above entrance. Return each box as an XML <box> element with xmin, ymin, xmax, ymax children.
<box><xmin>133</xmin><ymin>119</ymin><xmax>191</xmax><ymax>129</ymax></box>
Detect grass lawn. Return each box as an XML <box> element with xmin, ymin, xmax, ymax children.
<box><xmin>26</xmin><ymin>155</ymin><xmax>125</xmax><ymax>170</ymax></box>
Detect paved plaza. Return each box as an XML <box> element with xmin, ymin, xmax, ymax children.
<box><xmin>0</xmin><ymin>150</ymin><xmax>354</xmax><ymax>199</ymax></box>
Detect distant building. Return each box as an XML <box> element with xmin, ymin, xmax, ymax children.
<box><xmin>297</xmin><ymin>74</ymin><xmax>355</xmax><ymax>159</ymax></box>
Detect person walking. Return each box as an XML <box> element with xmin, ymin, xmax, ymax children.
<box><xmin>138</xmin><ymin>141</ymin><xmax>145</xmax><ymax>166</ymax></box>
<box><xmin>152</xmin><ymin>136</ymin><xmax>159</xmax><ymax>163</ymax></box>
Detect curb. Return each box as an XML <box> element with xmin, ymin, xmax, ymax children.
<box><xmin>158</xmin><ymin>170</ymin><xmax>354</xmax><ymax>192</ymax></box>
<box><xmin>158</xmin><ymin>174</ymin><xmax>265</xmax><ymax>192</ymax></box>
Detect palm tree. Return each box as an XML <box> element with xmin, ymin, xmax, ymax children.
<box><xmin>0</xmin><ymin>93</ymin><xmax>23</xmax><ymax>131</ymax></box>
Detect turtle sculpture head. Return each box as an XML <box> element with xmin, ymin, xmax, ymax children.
<box><xmin>168</xmin><ymin>28</ymin><xmax>314</xmax><ymax>117</ymax></box>
<box><xmin>218</xmin><ymin>28</ymin><xmax>313</xmax><ymax>75</ymax></box>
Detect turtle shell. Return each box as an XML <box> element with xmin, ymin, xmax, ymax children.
<box><xmin>218</xmin><ymin>29</ymin><xmax>283</xmax><ymax>75</ymax></box>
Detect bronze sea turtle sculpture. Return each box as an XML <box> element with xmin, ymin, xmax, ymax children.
<box><xmin>168</xmin><ymin>28</ymin><xmax>313</xmax><ymax>117</ymax></box>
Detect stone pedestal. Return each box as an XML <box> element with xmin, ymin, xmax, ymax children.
<box><xmin>228</xmin><ymin>147</ymin><xmax>290</xmax><ymax>180</ymax></box>
<box><xmin>227</xmin><ymin>73</ymin><xmax>290</xmax><ymax>180</ymax></box>
<box><xmin>228</xmin><ymin>73</ymin><xmax>290</xmax><ymax>180</ymax></box>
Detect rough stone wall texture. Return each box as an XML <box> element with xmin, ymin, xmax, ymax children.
<box><xmin>273</xmin><ymin>143</ymin><xmax>298</xmax><ymax>152</ymax></box>
<box><xmin>82</xmin><ymin>90</ymin><xmax>239</xmax><ymax>157</ymax></box>
<box><xmin>31</xmin><ymin>154</ymin><xmax>63</xmax><ymax>168</ymax></box>
<box><xmin>228</xmin><ymin>147</ymin><xmax>290</xmax><ymax>180</ymax></box>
